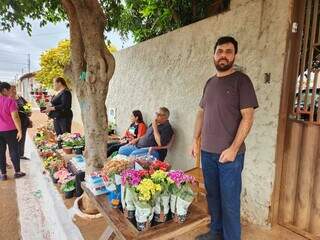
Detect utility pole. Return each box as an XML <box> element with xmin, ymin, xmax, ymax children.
<box><xmin>27</xmin><ymin>54</ymin><xmax>30</xmax><ymax>73</ymax></box>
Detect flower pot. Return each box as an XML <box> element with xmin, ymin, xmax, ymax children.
<box><xmin>51</xmin><ymin>173</ymin><xmax>58</xmax><ymax>184</ymax></box>
<box><xmin>121</xmin><ymin>185</ymin><xmax>135</xmax><ymax>218</ymax></box>
<box><xmin>135</xmin><ymin>205</ymin><xmax>154</xmax><ymax>231</ymax></box>
<box><xmin>154</xmin><ymin>195</ymin><xmax>170</xmax><ymax>223</ymax></box>
<box><xmin>124</xmin><ymin>210</ymin><xmax>135</xmax><ymax>220</ymax></box>
<box><xmin>64</xmin><ymin>189</ymin><xmax>75</xmax><ymax>199</ymax></box>
<box><xmin>74</xmin><ymin>146</ymin><xmax>83</xmax><ymax>155</ymax></box>
<box><xmin>172</xmin><ymin>213</ymin><xmax>187</xmax><ymax>223</ymax></box>
<box><xmin>63</xmin><ymin>147</ymin><xmax>73</xmax><ymax>154</ymax></box>
<box><xmin>108</xmin><ymin>129</ymin><xmax>115</xmax><ymax>135</ymax></box>
<box><xmin>154</xmin><ymin>213</ymin><xmax>168</xmax><ymax>223</ymax></box>
<box><xmin>170</xmin><ymin>195</ymin><xmax>192</xmax><ymax>223</ymax></box>
<box><xmin>136</xmin><ymin>221</ymin><xmax>151</xmax><ymax>231</ymax></box>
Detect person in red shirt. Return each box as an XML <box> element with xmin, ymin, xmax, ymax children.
<box><xmin>107</xmin><ymin>110</ymin><xmax>147</xmax><ymax>157</ymax></box>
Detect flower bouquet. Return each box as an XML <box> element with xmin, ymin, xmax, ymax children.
<box><xmin>168</xmin><ymin>170</ymin><xmax>196</xmax><ymax>223</ymax></box>
<box><xmin>34</xmin><ymin>131</ymin><xmax>46</xmax><ymax>147</ymax></box>
<box><xmin>134</xmin><ymin>158</ymin><xmax>152</xmax><ymax>170</ymax></box>
<box><xmin>149</xmin><ymin>160</ymin><xmax>171</xmax><ymax>174</ymax></box>
<box><xmin>22</xmin><ymin>102</ymin><xmax>32</xmax><ymax>116</ymax></box>
<box><xmin>131</xmin><ymin>178</ymin><xmax>162</xmax><ymax>231</ymax></box>
<box><xmin>43</xmin><ymin>156</ymin><xmax>59</xmax><ymax>170</ymax></box>
<box><xmin>121</xmin><ymin>169</ymin><xmax>149</xmax><ymax>219</ymax></box>
<box><xmin>150</xmin><ymin>170</ymin><xmax>171</xmax><ymax>222</ymax></box>
<box><xmin>102</xmin><ymin>159</ymin><xmax>132</xmax><ymax>208</ymax></box>
<box><xmin>53</xmin><ymin>168</ymin><xmax>70</xmax><ymax>184</ymax></box>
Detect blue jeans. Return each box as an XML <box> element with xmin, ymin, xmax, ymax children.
<box><xmin>118</xmin><ymin>144</ymin><xmax>159</xmax><ymax>159</ymax></box>
<box><xmin>201</xmin><ymin>150</ymin><xmax>244</xmax><ymax>240</ymax></box>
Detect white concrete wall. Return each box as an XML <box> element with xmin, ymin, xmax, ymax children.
<box><xmin>72</xmin><ymin>0</ymin><xmax>292</xmax><ymax>225</ymax></box>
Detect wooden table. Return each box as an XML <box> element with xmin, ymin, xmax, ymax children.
<box><xmin>81</xmin><ymin>182</ymin><xmax>210</xmax><ymax>240</ymax></box>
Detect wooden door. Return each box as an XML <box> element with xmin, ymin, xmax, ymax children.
<box><xmin>277</xmin><ymin>0</ymin><xmax>320</xmax><ymax>239</ymax></box>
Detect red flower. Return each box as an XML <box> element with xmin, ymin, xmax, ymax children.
<box><xmin>138</xmin><ymin>170</ymin><xmax>149</xmax><ymax>178</ymax></box>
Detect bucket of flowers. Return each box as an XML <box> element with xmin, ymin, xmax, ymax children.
<box><xmin>168</xmin><ymin>170</ymin><xmax>196</xmax><ymax>223</ymax></box>
<box><xmin>120</xmin><ymin>169</ymin><xmax>149</xmax><ymax>219</ymax></box>
<box><xmin>131</xmin><ymin>177</ymin><xmax>162</xmax><ymax>231</ymax></box>
<box><xmin>150</xmin><ymin>170</ymin><xmax>171</xmax><ymax>223</ymax></box>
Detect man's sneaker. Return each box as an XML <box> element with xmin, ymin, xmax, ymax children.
<box><xmin>14</xmin><ymin>172</ymin><xmax>26</xmax><ymax>179</ymax></box>
<box><xmin>0</xmin><ymin>174</ymin><xmax>8</xmax><ymax>181</ymax></box>
<box><xmin>195</xmin><ymin>231</ymin><xmax>222</xmax><ymax>240</ymax></box>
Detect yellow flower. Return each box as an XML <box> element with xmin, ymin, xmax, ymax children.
<box><xmin>136</xmin><ymin>179</ymin><xmax>162</xmax><ymax>202</ymax></box>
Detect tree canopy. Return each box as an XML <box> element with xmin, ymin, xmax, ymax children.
<box><xmin>35</xmin><ymin>39</ymin><xmax>117</xmax><ymax>88</ymax></box>
<box><xmin>0</xmin><ymin>0</ymin><xmax>230</xmax><ymax>43</ymax></box>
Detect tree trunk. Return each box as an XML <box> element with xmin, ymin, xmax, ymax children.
<box><xmin>61</xmin><ymin>0</ymin><xmax>115</xmax><ymax>212</ymax></box>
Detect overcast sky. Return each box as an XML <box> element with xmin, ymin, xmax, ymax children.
<box><xmin>0</xmin><ymin>20</ymin><xmax>134</xmax><ymax>83</ymax></box>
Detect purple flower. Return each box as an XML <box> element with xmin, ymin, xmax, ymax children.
<box><xmin>121</xmin><ymin>169</ymin><xmax>142</xmax><ymax>186</ymax></box>
<box><xmin>168</xmin><ymin>170</ymin><xmax>195</xmax><ymax>187</ymax></box>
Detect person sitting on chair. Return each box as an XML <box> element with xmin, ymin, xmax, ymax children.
<box><xmin>118</xmin><ymin>107</ymin><xmax>174</xmax><ymax>160</ymax></box>
<box><xmin>107</xmin><ymin>110</ymin><xmax>147</xmax><ymax>157</ymax></box>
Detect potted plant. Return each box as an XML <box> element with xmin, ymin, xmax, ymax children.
<box><xmin>168</xmin><ymin>170</ymin><xmax>196</xmax><ymax>223</ymax></box>
<box><xmin>55</xmin><ymin>168</ymin><xmax>71</xmax><ymax>184</ymax></box>
<box><xmin>56</xmin><ymin>135</ymin><xmax>64</xmax><ymax>149</ymax></box>
<box><xmin>151</xmin><ymin>170</ymin><xmax>171</xmax><ymax>223</ymax></box>
<box><xmin>107</xmin><ymin>122</ymin><xmax>117</xmax><ymax>135</ymax></box>
<box><xmin>121</xmin><ymin>169</ymin><xmax>148</xmax><ymax>219</ymax></box>
<box><xmin>131</xmin><ymin>178</ymin><xmax>162</xmax><ymax>231</ymax></box>
<box><xmin>38</xmin><ymin>99</ymin><xmax>46</xmax><ymax>112</ymax></box>
<box><xmin>73</xmin><ymin>136</ymin><xmax>85</xmax><ymax>155</ymax></box>
<box><xmin>61</xmin><ymin>177</ymin><xmax>76</xmax><ymax>199</ymax></box>
<box><xmin>62</xmin><ymin>140</ymin><xmax>74</xmax><ymax>154</ymax></box>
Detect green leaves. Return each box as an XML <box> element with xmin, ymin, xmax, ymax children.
<box><xmin>0</xmin><ymin>0</ymin><xmax>65</xmax><ymax>35</ymax></box>
<box><xmin>0</xmin><ymin>0</ymin><xmax>229</xmax><ymax>43</ymax></box>
<box><xmin>35</xmin><ymin>39</ymin><xmax>117</xmax><ymax>89</ymax></box>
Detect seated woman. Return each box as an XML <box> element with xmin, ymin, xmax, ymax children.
<box><xmin>107</xmin><ymin>110</ymin><xmax>147</xmax><ymax>157</ymax></box>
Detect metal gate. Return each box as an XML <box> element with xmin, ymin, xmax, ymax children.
<box><xmin>278</xmin><ymin>0</ymin><xmax>320</xmax><ymax>239</ymax></box>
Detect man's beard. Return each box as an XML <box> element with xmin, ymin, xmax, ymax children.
<box><xmin>214</xmin><ymin>58</ymin><xmax>234</xmax><ymax>72</ymax></box>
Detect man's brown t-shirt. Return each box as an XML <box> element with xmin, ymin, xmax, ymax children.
<box><xmin>199</xmin><ymin>71</ymin><xmax>258</xmax><ymax>154</ymax></box>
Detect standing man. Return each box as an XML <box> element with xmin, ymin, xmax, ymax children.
<box><xmin>192</xmin><ymin>36</ymin><xmax>258</xmax><ymax>240</ymax></box>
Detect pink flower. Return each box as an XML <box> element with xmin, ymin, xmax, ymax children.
<box><xmin>121</xmin><ymin>169</ymin><xmax>143</xmax><ymax>186</ymax></box>
<box><xmin>167</xmin><ymin>170</ymin><xmax>195</xmax><ymax>187</ymax></box>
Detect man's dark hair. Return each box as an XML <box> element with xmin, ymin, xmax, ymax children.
<box><xmin>214</xmin><ymin>36</ymin><xmax>238</xmax><ymax>54</ymax></box>
<box><xmin>0</xmin><ymin>82</ymin><xmax>11</xmax><ymax>93</ymax></box>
